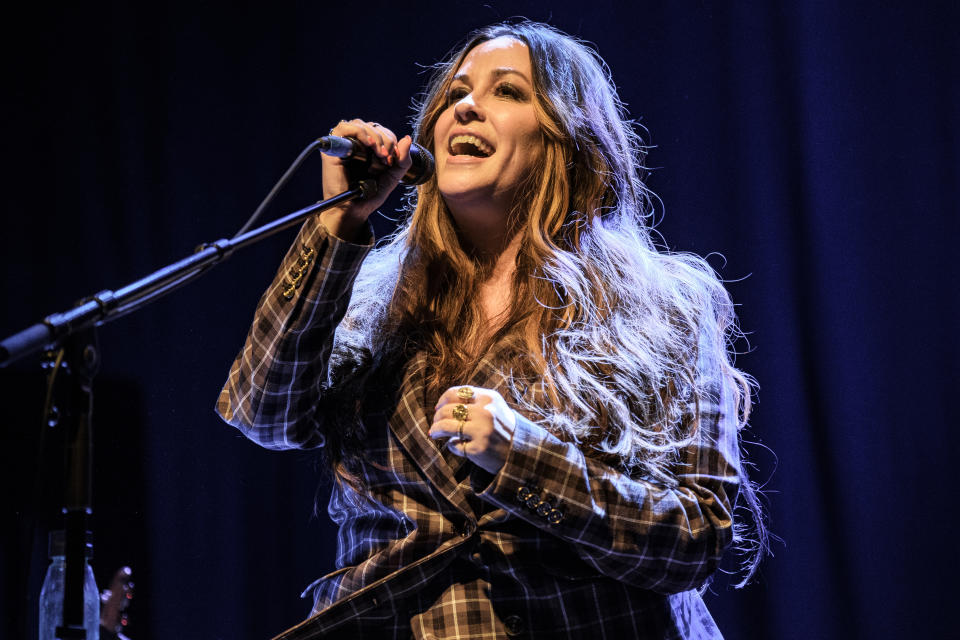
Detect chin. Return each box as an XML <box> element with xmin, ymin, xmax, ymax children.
<box><xmin>437</xmin><ymin>181</ymin><xmax>491</xmax><ymax>205</ymax></box>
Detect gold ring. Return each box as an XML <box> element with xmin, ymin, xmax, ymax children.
<box><xmin>452</xmin><ymin>404</ymin><xmax>469</xmax><ymax>422</ymax></box>
<box><xmin>457</xmin><ymin>386</ymin><xmax>475</xmax><ymax>402</ymax></box>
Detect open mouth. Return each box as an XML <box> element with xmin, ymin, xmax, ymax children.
<box><xmin>449</xmin><ymin>134</ymin><xmax>494</xmax><ymax>157</ymax></box>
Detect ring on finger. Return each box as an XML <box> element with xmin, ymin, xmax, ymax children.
<box><xmin>457</xmin><ymin>386</ymin><xmax>475</xmax><ymax>402</ymax></box>
<box><xmin>452</xmin><ymin>404</ymin><xmax>469</xmax><ymax>422</ymax></box>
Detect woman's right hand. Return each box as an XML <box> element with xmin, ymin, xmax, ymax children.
<box><xmin>319</xmin><ymin>119</ymin><xmax>414</xmax><ymax>242</ymax></box>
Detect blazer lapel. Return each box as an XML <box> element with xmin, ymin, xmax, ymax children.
<box><xmin>468</xmin><ymin>345</ymin><xmax>512</xmax><ymax>396</ymax></box>
<box><xmin>387</xmin><ymin>351</ymin><xmax>473</xmax><ymax>516</ymax></box>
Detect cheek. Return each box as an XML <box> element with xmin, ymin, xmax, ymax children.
<box><xmin>512</xmin><ymin>114</ymin><xmax>543</xmax><ymax>152</ymax></box>
<box><xmin>522</xmin><ymin>119</ymin><xmax>543</xmax><ymax>148</ymax></box>
<box><xmin>432</xmin><ymin>112</ymin><xmax>453</xmax><ymax>154</ymax></box>
<box><xmin>512</xmin><ymin>126</ymin><xmax>544</xmax><ymax>173</ymax></box>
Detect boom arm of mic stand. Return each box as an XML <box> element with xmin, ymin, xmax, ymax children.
<box><xmin>0</xmin><ymin>179</ymin><xmax>377</xmax><ymax>367</ymax></box>
<box><xmin>3</xmin><ymin>174</ymin><xmax>377</xmax><ymax>638</ymax></box>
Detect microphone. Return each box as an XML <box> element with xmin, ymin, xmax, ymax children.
<box><xmin>317</xmin><ymin>135</ymin><xmax>434</xmax><ymax>185</ymax></box>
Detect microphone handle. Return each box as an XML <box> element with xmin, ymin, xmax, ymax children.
<box><xmin>317</xmin><ymin>135</ymin><xmax>433</xmax><ymax>185</ymax></box>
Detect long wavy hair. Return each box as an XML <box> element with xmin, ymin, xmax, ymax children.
<box><xmin>327</xmin><ymin>21</ymin><xmax>767</xmax><ymax>584</ymax></box>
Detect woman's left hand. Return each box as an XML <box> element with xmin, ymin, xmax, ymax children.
<box><xmin>430</xmin><ymin>386</ymin><xmax>518</xmax><ymax>474</ymax></box>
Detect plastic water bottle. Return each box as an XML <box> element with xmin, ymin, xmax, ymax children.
<box><xmin>39</xmin><ymin>530</ymin><xmax>99</xmax><ymax>640</ymax></box>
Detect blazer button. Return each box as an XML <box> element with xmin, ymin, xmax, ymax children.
<box><xmin>523</xmin><ymin>494</ymin><xmax>541</xmax><ymax>510</ymax></box>
<box><xmin>535</xmin><ymin>502</ymin><xmax>552</xmax><ymax>517</ymax></box>
<box><xmin>504</xmin><ymin>614</ymin><xmax>524</xmax><ymax>636</ymax></box>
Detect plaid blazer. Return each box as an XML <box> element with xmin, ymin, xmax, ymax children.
<box><xmin>217</xmin><ymin>218</ymin><xmax>741</xmax><ymax>639</ymax></box>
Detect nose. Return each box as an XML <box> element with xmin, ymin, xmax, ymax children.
<box><xmin>453</xmin><ymin>93</ymin><xmax>483</xmax><ymax>123</ymax></box>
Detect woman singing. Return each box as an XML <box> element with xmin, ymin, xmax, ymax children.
<box><xmin>218</xmin><ymin>21</ymin><xmax>765</xmax><ymax>639</ymax></box>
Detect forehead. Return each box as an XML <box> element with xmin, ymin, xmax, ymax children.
<box><xmin>455</xmin><ymin>36</ymin><xmax>531</xmax><ymax>77</ymax></box>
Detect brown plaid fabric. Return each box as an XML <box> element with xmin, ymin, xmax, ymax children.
<box><xmin>217</xmin><ymin>218</ymin><xmax>741</xmax><ymax>639</ymax></box>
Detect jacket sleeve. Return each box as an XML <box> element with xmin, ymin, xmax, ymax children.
<box><xmin>215</xmin><ymin>217</ymin><xmax>373</xmax><ymax>449</ymax></box>
<box><xmin>476</xmin><ymin>342</ymin><xmax>741</xmax><ymax>594</ymax></box>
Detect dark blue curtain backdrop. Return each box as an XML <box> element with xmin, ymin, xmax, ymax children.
<box><xmin>2</xmin><ymin>2</ymin><xmax>956</xmax><ymax>639</ymax></box>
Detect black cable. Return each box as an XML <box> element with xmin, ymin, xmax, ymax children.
<box><xmin>232</xmin><ymin>139</ymin><xmax>323</xmax><ymax>238</ymax></box>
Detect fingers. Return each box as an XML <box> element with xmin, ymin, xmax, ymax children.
<box><xmin>329</xmin><ymin>119</ymin><xmax>403</xmax><ymax>167</ymax></box>
<box><xmin>429</xmin><ymin>418</ymin><xmax>464</xmax><ymax>440</ymax></box>
<box><xmin>428</xmin><ymin>416</ymin><xmax>477</xmax><ymax>459</ymax></box>
<box><xmin>435</xmin><ymin>385</ymin><xmax>488</xmax><ymax>410</ymax></box>
<box><xmin>394</xmin><ymin>135</ymin><xmax>414</xmax><ymax>173</ymax></box>
<box><xmin>432</xmin><ymin>400</ymin><xmax>484</xmax><ymax>422</ymax></box>
<box><xmin>319</xmin><ymin>118</ymin><xmax>418</xmax><ymax>239</ymax></box>
<box><xmin>429</xmin><ymin>399</ymin><xmax>477</xmax><ymax>440</ymax></box>
<box><xmin>428</xmin><ymin>386</ymin><xmax>512</xmax><ymax>474</ymax></box>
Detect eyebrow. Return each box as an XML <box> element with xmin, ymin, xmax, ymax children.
<box><xmin>451</xmin><ymin>67</ymin><xmax>531</xmax><ymax>85</ymax></box>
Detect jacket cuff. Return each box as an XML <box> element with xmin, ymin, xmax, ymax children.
<box><xmin>276</xmin><ymin>217</ymin><xmax>374</xmax><ymax>303</ymax></box>
<box><xmin>475</xmin><ymin>414</ymin><xmax>571</xmax><ymax>527</ymax></box>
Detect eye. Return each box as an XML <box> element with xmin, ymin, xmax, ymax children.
<box><xmin>495</xmin><ymin>83</ymin><xmax>526</xmax><ymax>100</ymax></box>
<box><xmin>447</xmin><ymin>86</ymin><xmax>469</xmax><ymax>104</ymax></box>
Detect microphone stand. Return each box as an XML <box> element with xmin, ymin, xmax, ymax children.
<box><xmin>2</xmin><ymin>178</ymin><xmax>378</xmax><ymax>639</ymax></box>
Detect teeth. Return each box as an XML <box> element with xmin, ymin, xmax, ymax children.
<box><xmin>450</xmin><ymin>134</ymin><xmax>493</xmax><ymax>156</ymax></box>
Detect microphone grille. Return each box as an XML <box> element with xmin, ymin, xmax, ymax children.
<box><xmin>404</xmin><ymin>143</ymin><xmax>435</xmax><ymax>185</ymax></box>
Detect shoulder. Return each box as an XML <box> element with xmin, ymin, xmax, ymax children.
<box><xmin>334</xmin><ymin>240</ymin><xmax>406</xmax><ymax>355</ymax></box>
